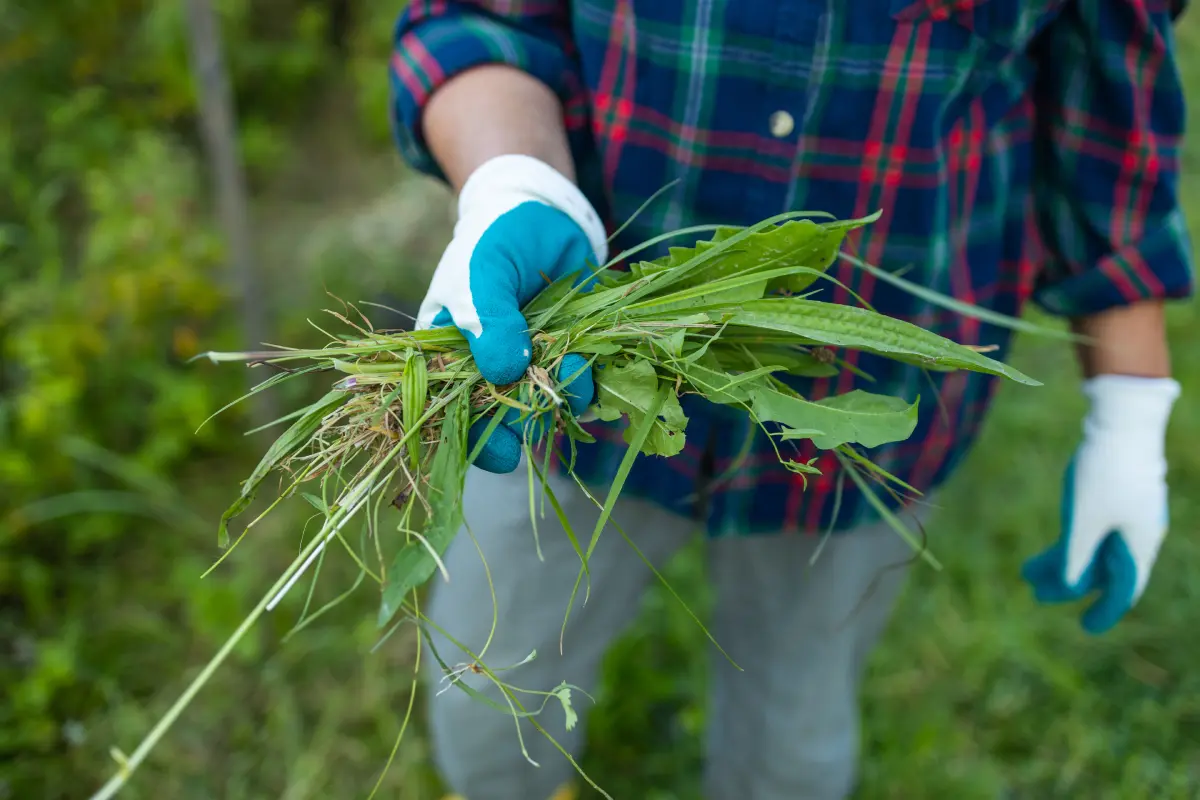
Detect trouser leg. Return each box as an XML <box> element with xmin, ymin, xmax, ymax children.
<box><xmin>424</xmin><ymin>464</ymin><xmax>695</xmax><ymax>800</ymax></box>
<box><xmin>703</xmin><ymin>518</ymin><xmax>920</xmax><ymax>800</ymax></box>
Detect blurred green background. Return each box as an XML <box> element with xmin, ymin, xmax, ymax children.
<box><xmin>2</xmin><ymin>3</ymin><xmax>1198</xmax><ymax>798</ymax></box>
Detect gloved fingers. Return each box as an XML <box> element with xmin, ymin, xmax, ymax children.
<box><xmin>1080</xmin><ymin>534</ymin><xmax>1138</xmax><ymax>635</ymax></box>
<box><xmin>1122</xmin><ymin>513</ymin><xmax>1167</xmax><ymax>604</ymax></box>
<box><xmin>1021</xmin><ymin>543</ymin><xmax>1090</xmax><ymax>604</ymax></box>
<box><xmin>428</xmin><ymin>301</ymin><xmax>533</xmax><ymax>387</ymax></box>
<box><xmin>463</xmin><ymin>204</ymin><xmax>597</xmax><ymax>386</ymax></box>
<box><xmin>467</xmin><ymin>364</ymin><xmax>590</xmax><ymax>474</ymax></box>
<box><xmin>1059</xmin><ymin>459</ymin><xmax>1108</xmax><ymax>591</ymax></box>
<box><xmin>467</xmin><ymin>309</ymin><xmax>535</xmax><ymax>387</ymax></box>
<box><xmin>556</xmin><ymin>353</ymin><xmax>595</xmax><ymax>418</ymax></box>
<box><xmin>467</xmin><ymin>416</ymin><xmax>522</xmax><ymax>474</ymax></box>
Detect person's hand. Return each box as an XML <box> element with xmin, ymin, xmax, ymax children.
<box><xmin>418</xmin><ymin>154</ymin><xmax>608</xmax><ymax>474</ymax></box>
<box><xmin>1021</xmin><ymin>375</ymin><xmax>1180</xmax><ymax>634</ymax></box>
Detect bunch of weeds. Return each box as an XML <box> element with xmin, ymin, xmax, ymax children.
<box><xmin>90</xmin><ymin>207</ymin><xmax>1070</xmax><ymax>799</ymax></box>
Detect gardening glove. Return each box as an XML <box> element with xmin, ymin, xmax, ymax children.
<box><xmin>418</xmin><ymin>154</ymin><xmax>608</xmax><ymax>474</ymax></box>
<box><xmin>1021</xmin><ymin>375</ymin><xmax>1180</xmax><ymax>635</ymax></box>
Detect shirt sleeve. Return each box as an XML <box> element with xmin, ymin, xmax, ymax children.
<box><xmin>1031</xmin><ymin>0</ymin><xmax>1195</xmax><ymax>317</ymax></box>
<box><xmin>388</xmin><ymin>1</ymin><xmax>586</xmax><ymax>181</ymax></box>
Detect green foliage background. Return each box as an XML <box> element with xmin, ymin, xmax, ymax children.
<box><xmin>2</xmin><ymin>3</ymin><xmax>1198</xmax><ymax>799</ymax></box>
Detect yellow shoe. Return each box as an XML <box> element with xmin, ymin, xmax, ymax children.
<box><xmin>440</xmin><ymin>784</ymin><xmax>576</xmax><ymax>800</ymax></box>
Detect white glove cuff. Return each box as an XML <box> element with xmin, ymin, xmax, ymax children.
<box><xmin>1082</xmin><ymin>374</ymin><xmax>1180</xmax><ymax>440</ymax></box>
<box><xmin>457</xmin><ymin>154</ymin><xmax>609</xmax><ymax>264</ymax></box>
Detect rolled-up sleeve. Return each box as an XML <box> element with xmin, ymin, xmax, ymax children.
<box><xmin>1031</xmin><ymin>0</ymin><xmax>1195</xmax><ymax>316</ymax></box>
<box><xmin>388</xmin><ymin>1</ymin><xmax>585</xmax><ymax>180</ymax></box>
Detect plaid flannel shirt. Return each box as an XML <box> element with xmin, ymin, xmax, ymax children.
<box><xmin>389</xmin><ymin>0</ymin><xmax>1195</xmax><ymax>536</ymax></box>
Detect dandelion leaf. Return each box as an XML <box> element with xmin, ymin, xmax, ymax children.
<box><xmin>631</xmin><ymin>218</ymin><xmax>862</xmax><ymax>296</ymax></box>
<box><xmin>749</xmin><ymin>387</ymin><xmax>918</xmax><ymax>450</ymax></box>
<box><xmin>593</xmin><ymin>358</ymin><xmax>688</xmax><ymax>457</ymax></box>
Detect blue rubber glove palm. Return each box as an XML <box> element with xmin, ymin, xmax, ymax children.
<box><xmin>417</xmin><ymin>155</ymin><xmax>608</xmax><ymax>473</ymax></box>
<box><xmin>1021</xmin><ymin>375</ymin><xmax>1179</xmax><ymax>634</ymax></box>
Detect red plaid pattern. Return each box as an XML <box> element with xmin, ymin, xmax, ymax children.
<box><xmin>389</xmin><ymin>1</ymin><xmax>1194</xmax><ymax>535</ymax></box>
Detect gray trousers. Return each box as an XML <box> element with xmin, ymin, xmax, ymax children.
<box><xmin>422</xmin><ymin>465</ymin><xmax>919</xmax><ymax>800</ymax></box>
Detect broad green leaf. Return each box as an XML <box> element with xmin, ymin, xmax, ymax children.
<box><xmin>630</xmin><ymin>217</ymin><xmax>866</xmax><ymax>296</ymax></box>
<box><xmin>720</xmin><ymin>299</ymin><xmax>1041</xmax><ymax>386</ymax></box>
<box><xmin>593</xmin><ymin>359</ymin><xmax>688</xmax><ymax>457</ymax></box>
<box><xmin>378</xmin><ymin>391</ymin><xmax>470</xmax><ymax>628</ymax></box>
<box><xmin>217</xmin><ymin>389</ymin><xmax>347</xmax><ymax>546</ymax></box>
<box><xmin>749</xmin><ymin>387</ymin><xmax>919</xmax><ymax>450</ymax></box>
<box><xmin>615</xmin><ymin>211</ymin><xmax>876</xmax><ymax>310</ymax></box>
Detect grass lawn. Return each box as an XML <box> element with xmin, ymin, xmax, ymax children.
<box><xmin>32</xmin><ymin>13</ymin><xmax>1200</xmax><ymax>800</ymax></box>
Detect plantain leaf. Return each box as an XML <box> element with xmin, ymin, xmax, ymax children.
<box><xmin>593</xmin><ymin>358</ymin><xmax>688</xmax><ymax>457</ymax></box>
<box><xmin>378</xmin><ymin>391</ymin><xmax>470</xmax><ymax>628</ymax></box>
<box><xmin>718</xmin><ymin>299</ymin><xmax>1041</xmax><ymax>386</ymax></box>
<box><xmin>749</xmin><ymin>387</ymin><xmax>919</xmax><ymax>450</ymax></box>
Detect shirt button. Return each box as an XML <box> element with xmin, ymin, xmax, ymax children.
<box><xmin>769</xmin><ymin>110</ymin><xmax>795</xmax><ymax>138</ymax></box>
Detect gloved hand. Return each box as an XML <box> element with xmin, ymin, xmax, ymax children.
<box><xmin>418</xmin><ymin>154</ymin><xmax>608</xmax><ymax>474</ymax></box>
<box><xmin>1021</xmin><ymin>374</ymin><xmax>1180</xmax><ymax>634</ymax></box>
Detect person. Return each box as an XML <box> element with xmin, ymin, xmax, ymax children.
<box><xmin>386</xmin><ymin>2</ymin><xmax>1193</xmax><ymax>798</ymax></box>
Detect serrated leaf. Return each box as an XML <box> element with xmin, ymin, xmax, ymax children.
<box><xmin>749</xmin><ymin>387</ymin><xmax>919</xmax><ymax>450</ymax></box>
<box><xmin>378</xmin><ymin>391</ymin><xmax>470</xmax><ymax>628</ymax></box>
<box><xmin>593</xmin><ymin>359</ymin><xmax>688</xmax><ymax>457</ymax></box>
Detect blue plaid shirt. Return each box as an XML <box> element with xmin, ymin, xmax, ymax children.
<box><xmin>389</xmin><ymin>1</ymin><xmax>1194</xmax><ymax>536</ymax></box>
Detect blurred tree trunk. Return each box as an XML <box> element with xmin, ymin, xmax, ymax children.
<box><xmin>182</xmin><ymin>0</ymin><xmax>276</xmax><ymax>428</ymax></box>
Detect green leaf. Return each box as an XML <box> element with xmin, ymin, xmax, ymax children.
<box><xmin>628</xmin><ymin>271</ymin><xmax>770</xmax><ymax>316</ymax></box>
<box><xmin>707</xmin><ymin>343</ymin><xmax>840</xmax><ymax>378</ymax></box>
<box><xmin>631</xmin><ymin>217</ymin><xmax>864</xmax><ymax>296</ymax></box>
<box><xmin>719</xmin><ymin>299</ymin><xmax>1041</xmax><ymax>386</ymax></box>
<box><xmin>608</xmin><ymin>211</ymin><xmax>877</xmax><ymax>313</ymax></box>
<box><xmin>217</xmin><ymin>389</ymin><xmax>347</xmax><ymax>547</ymax></box>
<box><xmin>669</xmin><ymin>359</ymin><xmax>781</xmax><ymax>406</ymax></box>
<box><xmin>593</xmin><ymin>359</ymin><xmax>688</xmax><ymax>457</ymax></box>
<box><xmin>377</xmin><ymin>391</ymin><xmax>470</xmax><ymax>628</ymax></box>
<box><xmin>402</xmin><ymin>349</ymin><xmax>428</xmax><ymax>471</ymax></box>
<box><xmin>566</xmin><ymin>338</ymin><xmax>624</xmax><ymax>356</ymax></box>
<box><xmin>749</xmin><ymin>387</ymin><xmax>919</xmax><ymax>450</ymax></box>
